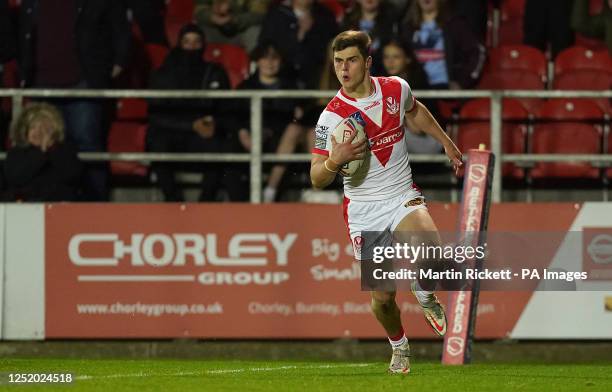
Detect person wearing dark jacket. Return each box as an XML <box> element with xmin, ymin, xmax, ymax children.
<box><xmin>0</xmin><ymin>0</ymin><xmax>15</xmax><ymax>66</ymax></box>
<box><xmin>235</xmin><ymin>42</ymin><xmax>304</xmax><ymax>202</ymax></box>
<box><xmin>382</xmin><ymin>39</ymin><xmax>442</xmax><ymax>155</ymax></box>
<box><xmin>18</xmin><ymin>0</ymin><xmax>131</xmax><ymax>201</ymax></box>
<box><xmin>341</xmin><ymin>0</ymin><xmax>401</xmax><ymax>76</ymax></box>
<box><xmin>147</xmin><ymin>23</ymin><xmax>245</xmax><ymax>202</ymax></box>
<box><xmin>400</xmin><ymin>0</ymin><xmax>485</xmax><ymax>90</ymax></box>
<box><xmin>3</xmin><ymin>103</ymin><xmax>83</xmax><ymax>201</ymax></box>
<box><xmin>258</xmin><ymin>0</ymin><xmax>337</xmax><ymax>89</ymax></box>
<box><xmin>523</xmin><ymin>0</ymin><xmax>574</xmax><ymax>59</ymax></box>
<box><xmin>572</xmin><ymin>0</ymin><xmax>612</xmax><ymax>55</ymax></box>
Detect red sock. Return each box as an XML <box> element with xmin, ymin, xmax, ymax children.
<box><xmin>388</xmin><ymin>326</ymin><xmax>405</xmax><ymax>343</ymax></box>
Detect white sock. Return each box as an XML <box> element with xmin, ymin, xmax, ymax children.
<box><xmin>414</xmin><ymin>280</ymin><xmax>435</xmax><ymax>306</ymax></box>
<box><xmin>263</xmin><ymin>187</ymin><xmax>277</xmax><ymax>202</ymax></box>
<box><xmin>389</xmin><ymin>334</ymin><xmax>407</xmax><ymax>349</ymax></box>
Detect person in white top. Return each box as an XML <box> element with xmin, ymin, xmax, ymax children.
<box><xmin>310</xmin><ymin>30</ymin><xmax>462</xmax><ymax>374</ymax></box>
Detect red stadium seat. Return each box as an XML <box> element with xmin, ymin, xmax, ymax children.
<box><xmin>554</xmin><ymin>70</ymin><xmax>612</xmax><ymax>114</ymax></box>
<box><xmin>204</xmin><ymin>43</ymin><xmax>250</xmax><ymax>88</ymax></box>
<box><xmin>486</xmin><ymin>45</ymin><xmax>548</xmax><ymax>83</ymax></box>
<box><xmin>164</xmin><ymin>0</ymin><xmax>194</xmax><ymax>47</ymax></box>
<box><xmin>1</xmin><ymin>60</ymin><xmax>19</xmax><ymax>113</ymax></box>
<box><xmin>575</xmin><ymin>0</ymin><xmax>608</xmax><ymax>50</ymax></box>
<box><xmin>2</xmin><ymin>59</ymin><xmax>18</xmax><ymax>88</ymax></box>
<box><xmin>145</xmin><ymin>43</ymin><xmax>169</xmax><ymax>71</ymax></box>
<box><xmin>554</xmin><ymin>47</ymin><xmax>612</xmax><ymax>113</ymax></box>
<box><xmin>457</xmin><ymin>98</ymin><xmax>529</xmax><ymax>178</ymax></box>
<box><xmin>478</xmin><ymin>70</ymin><xmax>544</xmax><ymax>114</ymax></box>
<box><xmin>554</xmin><ymin>46</ymin><xmax>612</xmax><ymax>76</ymax></box>
<box><xmin>498</xmin><ymin>0</ymin><xmax>525</xmax><ymax>45</ymax></box>
<box><xmin>116</xmin><ymin>98</ymin><xmax>148</xmax><ymax>121</ymax></box>
<box><xmin>165</xmin><ymin>0</ymin><xmax>194</xmax><ymax>22</ymax></box>
<box><xmin>320</xmin><ymin>0</ymin><xmax>346</xmax><ymax>22</ymax></box>
<box><xmin>107</xmin><ymin>122</ymin><xmax>148</xmax><ymax>177</ymax></box>
<box><xmin>530</xmin><ymin>99</ymin><xmax>604</xmax><ymax>179</ymax></box>
<box><xmin>165</xmin><ymin>18</ymin><xmax>184</xmax><ymax>47</ymax></box>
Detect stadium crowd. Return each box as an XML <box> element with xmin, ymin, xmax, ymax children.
<box><xmin>0</xmin><ymin>0</ymin><xmax>610</xmax><ymax>202</ymax></box>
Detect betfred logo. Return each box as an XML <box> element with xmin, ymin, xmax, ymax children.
<box><xmin>468</xmin><ymin>164</ymin><xmax>486</xmax><ymax>183</ymax></box>
<box><xmin>452</xmin><ymin>290</ymin><xmax>466</xmax><ymax>334</ymax></box>
<box><xmin>446</xmin><ymin>336</ymin><xmax>465</xmax><ymax>357</ymax></box>
<box><xmin>69</xmin><ymin>233</ymin><xmax>297</xmax><ymax>267</ymax></box>
<box><xmin>583</xmin><ymin>228</ymin><xmax>612</xmax><ymax>280</ymax></box>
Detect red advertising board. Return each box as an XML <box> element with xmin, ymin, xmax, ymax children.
<box><xmin>45</xmin><ymin>203</ymin><xmax>578</xmax><ymax>339</ymax></box>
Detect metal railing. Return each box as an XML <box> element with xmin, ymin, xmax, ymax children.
<box><xmin>1</xmin><ymin>88</ymin><xmax>611</xmax><ymax>203</ymax></box>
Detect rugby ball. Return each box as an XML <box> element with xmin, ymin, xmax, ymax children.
<box><xmin>331</xmin><ymin>116</ymin><xmax>368</xmax><ymax>177</ymax></box>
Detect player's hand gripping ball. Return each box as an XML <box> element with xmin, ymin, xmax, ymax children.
<box><xmin>331</xmin><ymin>116</ymin><xmax>368</xmax><ymax>177</ymax></box>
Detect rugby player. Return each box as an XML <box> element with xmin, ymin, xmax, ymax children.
<box><xmin>310</xmin><ymin>30</ymin><xmax>462</xmax><ymax>374</ymax></box>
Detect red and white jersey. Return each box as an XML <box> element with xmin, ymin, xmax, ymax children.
<box><xmin>312</xmin><ymin>76</ymin><xmax>417</xmax><ymax>201</ymax></box>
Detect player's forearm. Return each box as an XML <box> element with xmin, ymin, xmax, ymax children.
<box><xmin>310</xmin><ymin>159</ymin><xmax>339</xmax><ymax>189</ymax></box>
<box><xmin>411</xmin><ymin>101</ymin><xmax>454</xmax><ymax>147</ymax></box>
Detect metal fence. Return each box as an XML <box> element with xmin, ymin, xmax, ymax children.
<box><xmin>1</xmin><ymin>88</ymin><xmax>611</xmax><ymax>203</ymax></box>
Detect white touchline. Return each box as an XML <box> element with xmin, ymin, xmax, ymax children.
<box><xmin>75</xmin><ymin>363</ymin><xmax>376</xmax><ymax>380</ymax></box>
<box><xmin>77</xmin><ymin>275</ymin><xmax>196</xmax><ymax>282</ymax></box>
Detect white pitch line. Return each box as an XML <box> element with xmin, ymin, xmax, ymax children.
<box><xmin>75</xmin><ymin>363</ymin><xmax>375</xmax><ymax>380</ymax></box>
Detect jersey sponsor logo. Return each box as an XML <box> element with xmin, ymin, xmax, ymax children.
<box><xmin>315</xmin><ymin>124</ymin><xmax>328</xmax><ymax>149</ymax></box>
<box><xmin>364</xmin><ymin>101</ymin><xmax>380</xmax><ymax>111</ymax></box>
<box><xmin>370</xmin><ymin>128</ymin><xmax>404</xmax><ymax>151</ymax></box>
<box><xmin>385</xmin><ymin>96</ymin><xmax>400</xmax><ymax>116</ymax></box>
<box><xmin>349</xmin><ymin>111</ymin><xmax>367</xmax><ymax>127</ymax></box>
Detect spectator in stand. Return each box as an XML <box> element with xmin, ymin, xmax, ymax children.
<box><xmin>523</xmin><ymin>0</ymin><xmax>575</xmax><ymax>58</ymax></box>
<box><xmin>3</xmin><ymin>103</ymin><xmax>83</xmax><ymax>202</ymax></box>
<box><xmin>0</xmin><ymin>0</ymin><xmax>15</xmax><ymax>71</ymax></box>
<box><xmin>400</xmin><ymin>0</ymin><xmax>485</xmax><ymax>91</ymax></box>
<box><xmin>389</xmin><ymin>0</ymin><xmax>413</xmax><ymax>16</ymax></box>
<box><xmin>0</xmin><ymin>0</ymin><xmax>16</xmax><ymax>148</ymax></box>
<box><xmin>451</xmin><ymin>0</ymin><xmax>499</xmax><ymax>43</ymax></box>
<box><xmin>195</xmin><ymin>0</ymin><xmax>271</xmax><ymax>52</ymax></box>
<box><xmin>572</xmin><ymin>0</ymin><xmax>612</xmax><ymax>55</ymax></box>
<box><xmin>235</xmin><ymin>42</ymin><xmax>305</xmax><ymax>202</ymax></box>
<box><xmin>382</xmin><ymin>39</ymin><xmax>442</xmax><ymax>154</ymax></box>
<box><xmin>258</xmin><ymin>0</ymin><xmax>337</xmax><ymax>89</ymax></box>
<box><xmin>18</xmin><ymin>0</ymin><xmax>131</xmax><ymax>201</ymax></box>
<box><xmin>147</xmin><ymin>24</ymin><xmax>246</xmax><ymax>202</ymax></box>
<box><xmin>300</xmin><ymin>41</ymin><xmax>341</xmax><ymax>132</ymax></box>
<box><xmin>127</xmin><ymin>0</ymin><xmax>168</xmax><ymax>45</ymax></box>
<box><xmin>341</xmin><ymin>0</ymin><xmax>401</xmax><ymax>76</ymax></box>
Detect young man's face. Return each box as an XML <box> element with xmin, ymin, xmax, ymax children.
<box><xmin>333</xmin><ymin>46</ymin><xmax>370</xmax><ymax>90</ymax></box>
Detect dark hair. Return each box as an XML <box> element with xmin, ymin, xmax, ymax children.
<box><xmin>250</xmin><ymin>42</ymin><xmax>284</xmax><ymax>62</ymax></box>
<box><xmin>178</xmin><ymin>23</ymin><xmax>206</xmax><ymax>50</ymax></box>
<box><xmin>405</xmin><ymin>0</ymin><xmax>449</xmax><ymax>29</ymax></box>
<box><xmin>331</xmin><ymin>30</ymin><xmax>372</xmax><ymax>60</ymax></box>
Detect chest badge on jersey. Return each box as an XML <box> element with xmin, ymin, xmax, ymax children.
<box><xmin>349</xmin><ymin>111</ymin><xmax>367</xmax><ymax>127</ymax></box>
<box><xmin>385</xmin><ymin>96</ymin><xmax>400</xmax><ymax>116</ymax></box>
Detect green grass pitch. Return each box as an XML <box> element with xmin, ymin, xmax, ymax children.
<box><xmin>1</xmin><ymin>358</ymin><xmax>611</xmax><ymax>391</ymax></box>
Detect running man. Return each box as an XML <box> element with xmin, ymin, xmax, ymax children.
<box><xmin>310</xmin><ymin>30</ymin><xmax>462</xmax><ymax>374</ymax></box>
